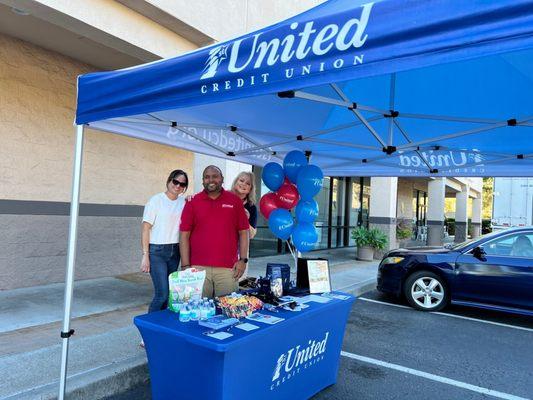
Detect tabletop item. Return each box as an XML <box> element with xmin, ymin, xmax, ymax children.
<box><xmin>168</xmin><ymin>268</ymin><xmax>206</xmax><ymax>312</ymax></box>
<box><xmin>216</xmin><ymin>293</ymin><xmax>263</xmax><ymax>318</ymax></box>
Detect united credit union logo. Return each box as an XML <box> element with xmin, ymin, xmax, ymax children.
<box><xmin>200</xmin><ymin>2</ymin><xmax>374</xmax><ymax>93</ymax></box>
<box><xmin>270</xmin><ymin>332</ymin><xmax>329</xmax><ymax>391</ymax></box>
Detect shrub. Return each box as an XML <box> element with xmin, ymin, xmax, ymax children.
<box><xmin>369</xmin><ymin>228</ymin><xmax>388</xmax><ymax>250</ymax></box>
<box><xmin>351</xmin><ymin>226</ymin><xmax>371</xmax><ymax>247</ymax></box>
<box><xmin>396</xmin><ymin>226</ymin><xmax>412</xmax><ymax>240</ymax></box>
<box><xmin>351</xmin><ymin>227</ymin><xmax>388</xmax><ymax>250</ymax></box>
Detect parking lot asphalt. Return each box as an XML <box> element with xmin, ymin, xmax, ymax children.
<box><xmin>106</xmin><ymin>291</ymin><xmax>533</xmax><ymax>400</ymax></box>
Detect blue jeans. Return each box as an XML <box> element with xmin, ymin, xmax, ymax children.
<box><xmin>148</xmin><ymin>243</ymin><xmax>180</xmax><ymax>313</ymax></box>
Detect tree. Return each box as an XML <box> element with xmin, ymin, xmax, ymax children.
<box><xmin>482</xmin><ymin>177</ymin><xmax>494</xmax><ymax>219</ymax></box>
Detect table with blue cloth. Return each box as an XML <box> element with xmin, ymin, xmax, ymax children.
<box><xmin>134</xmin><ymin>292</ymin><xmax>355</xmax><ymax>400</ymax></box>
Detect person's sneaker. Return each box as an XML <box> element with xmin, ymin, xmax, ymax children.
<box><xmin>140</xmin><ymin>340</ymin><xmax>145</xmax><ymax>348</ymax></box>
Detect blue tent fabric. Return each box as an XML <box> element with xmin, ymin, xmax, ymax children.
<box><xmin>75</xmin><ymin>0</ymin><xmax>533</xmax><ymax>177</ymax></box>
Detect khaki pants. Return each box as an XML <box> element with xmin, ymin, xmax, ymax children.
<box><xmin>194</xmin><ymin>266</ymin><xmax>238</xmax><ymax>298</ymax></box>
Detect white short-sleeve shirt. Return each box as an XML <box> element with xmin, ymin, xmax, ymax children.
<box><xmin>142</xmin><ymin>192</ymin><xmax>185</xmax><ymax>244</ymax></box>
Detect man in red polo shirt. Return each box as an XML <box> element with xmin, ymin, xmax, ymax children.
<box><xmin>179</xmin><ymin>165</ymin><xmax>250</xmax><ymax>298</ymax></box>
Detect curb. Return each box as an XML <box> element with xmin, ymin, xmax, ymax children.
<box><xmin>337</xmin><ymin>278</ymin><xmax>377</xmax><ymax>297</ymax></box>
<box><xmin>4</xmin><ymin>355</ymin><xmax>148</xmax><ymax>400</ymax></box>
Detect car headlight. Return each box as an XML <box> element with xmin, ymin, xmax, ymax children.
<box><xmin>381</xmin><ymin>256</ymin><xmax>404</xmax><ymax>265</ymax></box>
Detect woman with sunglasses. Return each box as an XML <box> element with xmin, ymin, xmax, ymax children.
<box><xmin>141</xmin><ymin>170</ymin><xmax>189</xmax><ymax>315</ymax></box>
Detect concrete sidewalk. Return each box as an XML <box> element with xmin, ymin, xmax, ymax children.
<box><xmin>0</xmin><ymin>247</ymin><xmax>378</xmax><ymax>400</ymax></box>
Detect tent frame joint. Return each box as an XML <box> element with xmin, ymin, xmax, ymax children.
<box><xmin>227</xmin><ymin>151</ymin><xmax>236</xmax><ymax>157</ymax></box>
<box><xmin>507</xmin><ymin>118</ymin><xmax>517</xmax><ymax>126</ymax></box>
<box><xmin>384</xmin><ymin>110</ymin><xmax>399</xmax><ymax>118</ymax></box>
<box><xmin>382</xmin><ymin>145</ymin><xmax>397</xmax><ymax>155</ymax></box>
<box><xmin>278</xmin><ymin>90</ymin><xmax>295</xmax><ymax>98</ymax></box>
<box><xmin>296</xmin><ymin>135</ymin><xmax>304</xmax><ymax>141</ymax></box>
<box><xmin>517</xmin><ymin>154</ymin><xmax>524</xmax><ymax>159</ymax></box>
<box><xmin>60</xmin><ymin>329</ymin><xmax>75</xmax><ymax>338</ymax></box>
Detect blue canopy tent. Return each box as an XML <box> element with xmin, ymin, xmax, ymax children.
<box><xmin>60</xmin><ymin>0</ymin><xmax>533</xmax><ymax>397</ymax></box>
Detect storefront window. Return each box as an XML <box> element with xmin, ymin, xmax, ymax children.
<box><xmin>315</xmin><ymin>177</ymin><xmax>331</xmax><ymax>250</ymax></box>
<box><xmin>330</xmin><ymin>178</ymin><xmax>346</xmax><ymax>248</ymax></box>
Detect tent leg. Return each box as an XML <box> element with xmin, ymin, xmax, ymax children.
<box><xmin>58</xmin><ymin>124</ymin><xmax>85</xmax><ymax>400</ymax></box>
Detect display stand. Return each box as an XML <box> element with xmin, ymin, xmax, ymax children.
<box><xmin>135</xmin><ymin>292</ymin><xmax>355</xmax><ymax>400</ymax></box>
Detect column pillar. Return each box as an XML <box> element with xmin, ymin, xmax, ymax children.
<box><xmin>369</xmin><ymin>177</ymin><xmax>398</xmax><ymax>256</ymax></box>
<box><xmin>455</xmin><ymin>186</ymin><xmax>469</xmax><ymax>243</ymax></box>
<box><xmin>471</xmin><ymin>196</ymin><xmax>482</xmax><ymax>238</ymax></box>
<box><xmin>427</xmin><ymin>178</ymin><xmax>446</xmax><ymax>246</ymax></box>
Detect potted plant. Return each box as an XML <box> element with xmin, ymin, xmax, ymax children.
<box><xmin>396</xmin><ymin>223</ymin><xmax>412</xmax><ymax>244</ymax></box>
<box><xmin>351</xmin><ymin>227</ymin><xmax>388</xmax><ymax>261</ymax></box>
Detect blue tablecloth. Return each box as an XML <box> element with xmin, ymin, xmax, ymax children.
<box><xmin>134</xmin><ymin>292</ymin><xmax>355</xmax><ymax>400</ymax></box>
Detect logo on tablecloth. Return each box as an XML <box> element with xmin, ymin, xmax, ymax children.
<box><xmin>270</xmin><ymin>332</ymin><xmax>329</xmax><ymax>390</ymax></box>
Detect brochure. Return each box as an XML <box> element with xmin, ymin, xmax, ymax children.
<box><xmin>235</xmin><ymin>322</ymin><xmax>260</xmax><ymax>332</ymax></box>
<box><xmin>198</xmin><ymin>315</ymin><xmax>239</xmax><ymax>330</ymax></box>
<box><xmin>307</xmin><ymin>260</ymin><xmax>331</xmax><ymax>293</ymax></box>
<box><xmin>245</xmin><ymin>313</ymin><xmax>284</xmax><ymax>325</ymax></box>
<box><xmin>206</xmin><ymin>331</ymin><xmax>233</xmax><ymax>340</ymax></box>
<box><xmin>322</xmin><ymin>292</ymin><xmax>351</xmax><ymax>301</ymax></box>
<box><xmin>299</xmin><ymin>294</ymin><xmax>332</xmax><ymax>304</ymax></box>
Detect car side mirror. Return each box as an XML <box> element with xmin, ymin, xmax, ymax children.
<box><xmin>472</xmin><ymin>246</ymin><xmax>486</xmax><ymax>260</ymax></box>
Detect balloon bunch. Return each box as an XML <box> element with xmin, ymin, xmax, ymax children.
<box><xmin>259</xmin><ymin>150</ymin><xmax>324</xmax><ymax>253</ymax></box>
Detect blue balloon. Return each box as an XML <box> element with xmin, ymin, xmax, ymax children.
<box><xmin>292</xmin><ymin>222</ymin><xmax>318</xmax><ymax>252</ymax></box>
<box><xmin>283</xmin><ymin>150</ymin><xmax>308</xmax><ymax>183</ymax></box>
<box><xmin>268</xmin><ymin>209</ymin><xmax>294</xmax><ymax>240</ymax></box>
<box><xmin>296</xmin><ymin>165</ymin><xmax>324</xmax><ymax>200</ymax></box>
<box><xmin>295</xmin><ymin>199</ymin><xmax>319</xmax><ymax>223</ymax></box>
<box><xmin>262</xmin><ymin>162</ymin><xmax>285</xmax><ymax>191</ymax></box>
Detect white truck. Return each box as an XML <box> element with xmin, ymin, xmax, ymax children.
<box><xmin>492</xmin><ymin>178</ymin><xmax>533</xmax><ymax>229</ymax></box>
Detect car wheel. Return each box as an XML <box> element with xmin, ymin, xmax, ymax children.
<box><xmin>404</xmin><ymin>271</ymin><xmax>448</xmax><ymax>312</ymax></box>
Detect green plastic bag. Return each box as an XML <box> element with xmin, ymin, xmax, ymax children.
<box><xmin>168</xmin><ymin>268</ymin><xmax>206</xmax><ymax>312</ymax></box>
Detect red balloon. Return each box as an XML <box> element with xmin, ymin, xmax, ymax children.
<box><xmin>259</xmin><ymin>192</ymin><xmax>279</xmax><ymax>219</ymax></box>
<box><xmin>276</xmin><ymin>183</ymin><xmax>300</xmax><ymax>210</ymax></box>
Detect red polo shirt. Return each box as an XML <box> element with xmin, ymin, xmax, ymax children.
<box><xmin>180</xmin><ymin>189</ymin><xmax>250</xmax><ymax>268</ymax></box>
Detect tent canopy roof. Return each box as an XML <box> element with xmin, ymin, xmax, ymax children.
<box><xmin>75</xmin><ymin>0</ymin><xmax>533</xmax><ymax>177</ymax></box>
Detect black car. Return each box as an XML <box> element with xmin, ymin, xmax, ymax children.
<box><xmin>377</xmin><ymin>227</ymin><xmax>533</xmax><ymax>315</ymax></box>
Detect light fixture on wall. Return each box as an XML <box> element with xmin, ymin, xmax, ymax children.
<box><xmin>11</xmin><ymin>7</ymin><xmax>31</xmax><ymax>16</ymax></box>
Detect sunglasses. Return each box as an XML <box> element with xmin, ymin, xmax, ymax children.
<box><xmin>172</xmin><ymin>179</ymin><xmax>187</xmax><ymax>188</ymax></box>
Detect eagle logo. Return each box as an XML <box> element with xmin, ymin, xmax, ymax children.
<box><xmin>272</xmin><ymin>354</ymin><xmax>287</xmax><ymax>381</ymax></box>
<box><xmin>201</xmin><ymin>45</ymin><xmax>228</xmax><ymax>80</ymax></box>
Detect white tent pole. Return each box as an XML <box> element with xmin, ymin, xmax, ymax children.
<box><xmin>58</xmin><ymin>124</ymin><xmax>85</xmax><ymax>400</ymax></box>
<box><xmin>398</xmin><ymin>113</ymin><xmax>503</xmax><ymax>124</ymax></box>
<box><xmin>396</xmin><ymin>122</ymin><xmax>508</xmax><ymax>150</ymax></box>
<box><xmin>329</xmin><ymin>84</ymin><xmax>387</xmax><ymax>147</ymax></box>
<box><xmin>304</xmin><ymin>137</ymin><xmax>382</xmax><ymax>151</ymax></box>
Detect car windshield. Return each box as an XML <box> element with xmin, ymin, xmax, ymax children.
<box><xmin>448</xmin><ymin>230</ymin><xmax>504</xmax><ymax>251</ymax></box>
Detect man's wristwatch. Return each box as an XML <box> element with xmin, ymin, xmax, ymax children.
<box><xmin>240</xmin><ymin>258</ymin><xmax>248</xmax><ymax>264</ymax></box>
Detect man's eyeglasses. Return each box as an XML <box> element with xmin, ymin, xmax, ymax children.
<box><xmin>172</xmin><ymin>179</ymin><xmax>187</xmax><ymax>188</ymax></box>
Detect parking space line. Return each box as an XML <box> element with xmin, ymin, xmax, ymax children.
<box><xmin>358</xmin><ymin>297</ymin><xmax>533</xmax><ymax>333</ymax></box>
<box><xmin>341</xmin><ymin>351</ymin><xmax>530</xmax><ymax>400</ymax></box>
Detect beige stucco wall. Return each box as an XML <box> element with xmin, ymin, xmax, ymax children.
<box><xmin>147</xmin><ymin>0</ymin><xmax>324</xmax><ymax>41</ymax></box>
<box><xmin>0</xmin><ymin>33</ymin><xmax>194</xmax><ymax>205</ymax></box>
<box><xmin>396</xmin><ymin>178</ymin><xmax>415</xmax><ymax>220</ymax></box>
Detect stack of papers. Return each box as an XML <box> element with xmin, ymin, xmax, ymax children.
<box><xmin>246</xmin><ymin>313</ymin><xmax>284</xmax><ymax>325</ymax></box>
<box><xmin>198</xmin><ymin>315</ymin><xmax>239</xmax><ymax>330</ymax></box>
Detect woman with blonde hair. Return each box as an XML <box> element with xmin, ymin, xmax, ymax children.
<box><xmin>231</xmin><ymin>171</ymin><xmax>257</xmax><ymax>239</ymax></box>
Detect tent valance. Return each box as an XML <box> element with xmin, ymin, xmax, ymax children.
<box><xmin>75</xmin><ymin>0</ymin><xmax>533</xmax><ymax>177</ymax></box>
